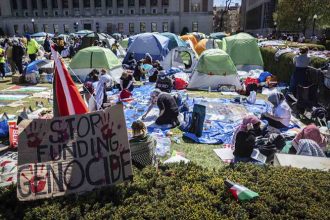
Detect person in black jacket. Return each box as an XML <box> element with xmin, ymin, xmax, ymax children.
<box><xmin>43</xmin><ymin>35</ymin><xmax>51</xmax><ymax>53</ymax></box>
<box><xmin>12</xmin><ymin>39</ymin><xmax>25</xmax><ymax>75</ymax></box>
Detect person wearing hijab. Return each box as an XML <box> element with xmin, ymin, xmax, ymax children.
<box><xmin>262</xmin><ymin>92</ymin><xmax>291</xmax><ymax>129</ymax></box>
<box><xmin>95</xmin><ymin>69</ymin><xmax>113</xmax><ymax>110</ymax></box>
<box><xmin>292</xmin><ymin>124</ymin><xmax>327</xmax><ymax>152</ymax></box>
<box><xmin>232</xmin><ymin>115</ymin><xmax>262</xmax><ymax>145</ymax></box>
<box><xmin>296</xmin><ymin>139</ymin><xmax>326</xmax><ymax>157</ymax></box>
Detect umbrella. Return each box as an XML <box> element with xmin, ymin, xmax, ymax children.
<box><xmin>75</xmin><ymin>30</ymin><xmax>93</xmax><ymax>37</ymax></box>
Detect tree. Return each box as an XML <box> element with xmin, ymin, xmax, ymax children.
<box><xmin>274</xmin><ymin>0</ymin><xmax>330</xmax><ymax>35</ymax></box>
<box><xmin>213</xmin><ymin>0</ymin><xmax>232</xmax><ymax>32</ymax></box>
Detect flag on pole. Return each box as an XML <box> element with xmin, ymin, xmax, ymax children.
<box><xmin>51</xmin><ymin>45</ymin><xmax>88</xmax><ymax>116</ymax></box>
<box><xmin>224</xmin><ymin>179</ymin><xmax>259</xmax><ymax>201</ymax></box>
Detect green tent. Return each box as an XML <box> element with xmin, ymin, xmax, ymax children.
<box><xmin>120</xmin><ymin>38</ymin><xmax>129</xmax><ymax>49</ymax></box>
<box><xmin>69</xmin><ymin>46</ymin><xmax>121</xmax><ymax>69</ymax></box>
<box><xmin>197</xmin><ymin>49</ymin><xmax>237</xmax><ymax>76</ymax></box>
<box><xmin>222</xmin><ymin>33</ymin><xmax>264</xmax><ymax>67</ymax></box>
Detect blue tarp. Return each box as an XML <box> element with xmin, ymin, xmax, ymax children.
<box><xmin>183</xmin><ymin>98</ymin><xmax>272</xmax><ymax>144</ymax></box>
<box><xmin>124</xmin><ymin>33</ymin><xmax>170</xmax><ymax>64</ymax></box>
<box><xmin>160</xmin><ymin>32</ymin><xmax>187</xmax><ymax>50</ymax></box>
<box><xmin>25</xmin><ymin>60</ymin><xmax>50</xmax><ymax>74</ymax></box>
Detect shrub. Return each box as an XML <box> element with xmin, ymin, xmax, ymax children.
<box><xmin>287</xmin><ymin>42</ymin><xmax>326</xmax><ymax>51</ymax></box>
<box><xmin>0</xmin><ymin>163</ymin><xmax>330</xmax><ymax>219</ymax></box>
<box><xmin>260</xmin><ymin>47</ymin><xmax>328</xmax><ymax>82</ymax></box>
<box><xmin>326</xmin><ymin>40</ymin><xmax>330</xmax><ymax>50</ymax></box>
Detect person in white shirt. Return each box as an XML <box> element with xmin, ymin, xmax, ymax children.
<box><xmin>289</xmin><ymin>47</ymin><xmax>311</xmax><ymax>96</ymax></box>
<box><xmin>262</xmin><ymin>92</ymin><xmax>292</xmax><ymax>129</ymax></box>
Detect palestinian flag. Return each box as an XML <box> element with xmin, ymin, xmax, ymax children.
<box><xmin>225</xmin><ymin>180</ymin><xmax>259</xmax><ymax>201</ymax></box>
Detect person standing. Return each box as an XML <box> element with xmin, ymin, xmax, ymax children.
<box><xmin>5</xmin><ymin>41</ymin><xmax>16</xmax><ymax>74</ymax></box>
<box><xmin>43</xmin><ymin>34</ymin><xmax>51</xmax><ymax>53</ymax></box>
<box><xmin>26</xmin><ymin>34</ymin><xmax>39</xmax><ymax>62</ymax></box>
<box><xmin>0</xmin><ymin>45</ymin><xmax>6</xmax><ymax>79</ymax></box>
<box><xmin>12</xmin><ymin>39</ymin><xmax>25</xmax><ymax>75</ymax></box>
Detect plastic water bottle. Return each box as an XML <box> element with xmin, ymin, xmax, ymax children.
<box><xmin>208</xmin><ymin>86</ymin><xmax>211</xmax><ymax>93</ymax></box>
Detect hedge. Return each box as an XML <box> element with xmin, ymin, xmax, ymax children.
<box><xmin>326</xmin><ymin>40</ymin><xmax>330</xmax><ymax>50</ymax></box>
<box><xmin>260</xmin><ymin>47</ymin><xmax>328</xmax><ymax>82</ymax></box>
<box><xmin>1</xmin><ymin>163</ymin><xmax>330</xmax><ymax>219</ymax></box>
<box><xmin>287</xmin><ymin>42</ymin><xmax>326</xmax><ymax>51</ymax></box>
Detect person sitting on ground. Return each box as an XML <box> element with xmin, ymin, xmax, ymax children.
<box><xmin>233</xmin><ymin>123</ymin><xmax>257</xmax><ymax>163</ymax></box>
<box><xmin>129</xmin><ymin>120</ymin><xmax>157</xmax><ymax>169</ymax></box>
<box><xmin>155</xmin><ymin>71</ymin><xmax>173</xmax><ymax>93</ymax></box>
<box><xmin>119</xmin><ymin>71</ymin><xmax>134</xmax><ymax>92</ymax></box>
<box><xmin>289</xmin><ymin>47</ymin><xmax>310</xmax><ymax>96</ymax></box>
<box><xmin>143</xmin><ymin>53</ymin><xmax>153</xmax><ymax>65</ymax></box>
<box><xmin>232</xmin><ymin>115</ymin><xmax>262</xmax><ymax>145</ymax></box>
<box><xmin>127</xmin><ymin>52</ymin><xmax>137</xmax><ymax>70</ymax></box>
<box><xmin>142</xmin><ymin>89</ymin><xmax>180</xmax><ymax>128</ymax></box>
<box><xmin>292</xmin><ymin>124</ymin><xmax>327</xmax><ymax>153</ymax></box>
<box><xmin>262</xmin><ymin>92</ymin><xmax>291</xmax><ymax>129</ymax></box>
<box><xmin>296</xmin><ymin>139</ymin><xmax>326</xmax><ymax>157</ymax></box>
<box><xmin>84</xmin><ymin>69</ymin><xmax>99</xmax><ymax>103</ymax></box>
<box><xmin>99</xmin><ymin>69</ymin><xmax>113</xmax><ymax>91</ymax></box>
<box><xmin>149</xmin><ymin>60</ymin><xmax>163</xmax><ymax>83</ymax></box>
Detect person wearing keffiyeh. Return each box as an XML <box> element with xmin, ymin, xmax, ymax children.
<box><xmin>292</xmin><ymin>124</ymin><xmax>327</xmax><ymax>152</ymax></box>
<box><xmin>297</xmin><ymin>139</ymin><xmax>326</xmax><ymax>157</ymax></box>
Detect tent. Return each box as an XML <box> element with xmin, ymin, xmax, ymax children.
<box><xmin>180</xmin><ymin>34</ymin><xmax>198</xmax><ymax>48</ymax></box>
<box><xmin>209</xmin><ymin>32</ymin><xmax>227</xmax><ymax>40</ymax></box>
<box><xmin>25</xmin><ymin>59</ymin><xmax>54</xmax><ymax>74</ymax></box>
<box><xmin>188</xmin><ymin>49</ymin><xmax>242</xmax><ymax>90</ymax></box>
<box><xmin>189</xmin><ymin>32</ymin><xmax>207</xmax><ymax>41</ymax></box>
<box><xmin>222</xmin><ymin>33</ymin><xmax>264</xmax><ymax>69</ymax></box>
<box><xmin>31</xmin><ymin>32</ymin><xmax>54</xmax><ymax>38</ymax></box>
<box><xmin>69</xmin><ymin>46</ymin><xmax>123</xmax><ymax>82</ymax></box>
<box><xmin>75</xmin><ymin>30</ymin><xmax>93</xmax><ymax>37</ymax></box>
<box><xmin>123</xmin><ymin>33</ymin><xmax>169</xmax><ymax>63</ymax></box>
<box><xmin>120</xmin><ymin>37</ymin><xmax>129</xmax><ymax>49</ymax></box>
<box><xmin>160</xmin><ymin>32</ymin><xmax>187</xmax><ymax>50</ymax></box>
<box><xmin>215</xmin><ymin>39</ymin><xmax>223</xmax><ymax>50</ymax></box>
<box><xmin>194</xmin><ymin>39</ymin><xmax>218</xmax><ymax>56</ymax></box>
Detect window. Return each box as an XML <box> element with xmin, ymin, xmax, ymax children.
<box><xmin>35</xmin><ymin>12</ymin><xmax>39</xmax><ymax>17</ymax></box>
<box><xmin>32</xmin><ymin>0</ymin><xmax>37</xmax><ymax>9</ymax></box>
<box><xmin>45</xmin><ymin>11</ymin><xmax>48</xmax><ymax>16</ymax></box>
<box><xmin>128</xmin><ymin>0</ymin><xmax>135</xmax><ymax>7</ymax></box>
<box><xmin>24</xmin><ymin>24</ymin><xmax>29</xmax><ymax>33</ymax></box>
<box><xmin>118</xmin><ymin>23</ymin><xmax>124</xmax><ymax>33</ymax></box>
<box><xmin>151</xmin><ymin>22</ymin><xmax>157</xmax><ymax>32</ymax></box>
<box><xmin>163</xmin><ymin>22</ymin><xmax>168</xmax><ymax>32</ymax></box>
<box><xmin>141</xmin><ymin>9</ymin><xmax>145</xmax><ymax>14</ymax></box>
<box><xmin>202</xmin><ymin>0</ymin><xmax>208</xmax><ymax>12</ymax></box>
<box><xmin>33</xmin><ymin>23</ymin><xmax>39</xmax><ymax>32</ymax></box>
<box><xmin>139</xmin><ymin>0</ymin><xmax>146</xmax><ymax>6</ymax></box>
<box><xmin>106</xmin><ymin>0</ymin><xmax>112</xmax><ymax>7</ymax></box>
<box><xmin>192</xmin><ymin>22</ymin><xmax>198</xmax><ymax>32</ymax></box>
<box><xmin>119</xmin><ymin>9</ymin><xmax>123</xmax><ymax>15</ymax></box>
<box><xmin>25</xmin><ymin>12</ymin><xmax>28</xmax><ymax>16</ymax></box>
<box><xmin>73</xmin><ymin>0</ymin><xmax>79</xmax><ymax>8</ymax></box>
<box><xmin>12</xmin><ymin>0</ymin><xmax>18</xmax><ymax>10</ymax></box>
<box><xmin>54</xmin><ymin>11</ymin><xmax>58</xmax><ymax>16</ymax></box>
<box><xmin>95</xmin><ymin>0</ymin><xmax>102</xmax><ymax>7</ymax></box>
<box><xmin>117</xmin><ymin>0</ymin><xmax>124</xmax><ymax>7</ymax></box>
<box><xmin>65</xmin><ymin>11</ymin><xmax>69</xmax><ymax>16</ymax></box>
<box><xmin>63</xmin><ymin>0</ymin><xmax>69</xmax><ymax>8</ymax></box>
<box><xmin>129</xmin><ymin>23</ymin><xmax>134</xmax><ymax>34</ymax></box>
<box><xmin>43</xmin><ymin>24</ymin><xmax>49</xmax><ymax>32</ymax></box>
<box><xmin>22</xmin><ymin>0</ymin><xmax>28</xmax><ymax>9</ymax></box>
<box><xmin>162</xmin><ymin>0</ymin><xmax>169</xmax><ymax>6</ymax></box>
<box><xmin>14</xmin><ymin>25</ymin><xmax>19</xmax><ymax>34</ymax></box>
<box><xmin>130</xmin><ymin>9</ymin><xmax>134</xmax><ymax>14</ymax></box>
<box><xmin>42</xmin><ymin>0</ymin><xmax>49</xmax><ymax>9</ymax></box>
<box><xmin>184</xmin><ymin>0</ymin><xmax>189</xmax><ymax>12</ymax></box>
<box><xmin>107</xmin><ymin>23</ymin><xmax>113</xmax><ymax>33</ymax></box>
<box><xmin>164</xmin><ymin>8</ymin><xmax>168</xmax><ymax>14</ymax></box>
<box><xmin>150</xmin><ymin>0</ymin><xmax>157</xmax><ymax>6</ymax></box>
<box><xmin>52</xmin><ymin>0</ymin><xmax>58</xmax><ymax>8</ymax></box>
<box><xmin>64</xmin><ymin>24</ymin><xmax>69</xmax><ymax>33</ymax></box>
<box><xmin>53</xmin><ymin>24</ymin><xmax>59</xmax><ymax>33</ymax></box>
<box><xmin>83</xmin><ymin>0</ymin><xmax>90</xmax><ymax>7</ymax></box>
<box><xmin>140</xmin><ymin>22</ymin><xmax>146</xmax><ymax>33</ymax></box>
<box><xmin>108</xmin><ymin>9</ymin><xmax>112</xmax><ymax>14</ymax></box>
<box><xmin>16</xmin><ymin>12</ymin><xmax>19</xmax><ymax>16</ymax></box>
<box><xmin>152</xmin><ymin>9</ymin><xmax>157</xmax><ymax>14</ymax></box>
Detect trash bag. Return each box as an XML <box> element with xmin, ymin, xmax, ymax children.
<box><xmin>189</xmin><ymin>104</ymin><xmax>206</xmax><ymax>137</ymax></box>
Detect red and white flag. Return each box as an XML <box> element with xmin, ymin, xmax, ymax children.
<box><xmin>51</xmin><ymin>45</ymin><xmax>88</xmax><ymax>116</ymax></box>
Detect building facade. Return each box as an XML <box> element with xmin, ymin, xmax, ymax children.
<box><xmin>240</xmin><ymin>0</ymin><xmax>276</xmax><ymax>35</ymax></box>
<box><xmin>0</xmin><ymin>0</ymin><xmax>213</xmax><ymax>36</ymax></box>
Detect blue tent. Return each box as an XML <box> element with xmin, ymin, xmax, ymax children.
<box><xmin>160</xmin><ymin>32</ymin><xmax>187</xmax><ymax>50</ymax></box>
<box><xmin>25</xmin><ymin>60</ymin><xmax>52</xmax><ymax>74</ymax></box>
<box><xmin>124</xmin><ymin>33</ymin><xmax>169</xmax><ymax>64</ymax></box>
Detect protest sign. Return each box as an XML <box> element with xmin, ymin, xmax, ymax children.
<box><xmin>17</xmin><ymin>104</ymin><xmax>132</xmax><ymax>201</ymax></box>
<box><xmin>9</xmin><ymin>122</ymin><xmax>19</xmax><ymax>148</ymax></box>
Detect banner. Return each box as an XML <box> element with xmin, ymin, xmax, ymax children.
<box><xmin>17</xmin><ymin>104</ymin><xmax>132</xmax><ymax>201</ymax></box>
<box><xmin>9</xmin><ymin>122</ymin><xmax>19</xmax><ymax>148</ymax></box>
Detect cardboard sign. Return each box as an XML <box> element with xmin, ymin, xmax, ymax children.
<box><xmin>17</xmin><ymin>104</ymin><xmax>132</xmax><ymax>201</ymax></box>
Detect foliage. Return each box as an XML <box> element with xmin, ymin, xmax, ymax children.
<box><xmin>274</xmin><ymin>0</ymin><xmax>330</xmax><ymax>33</ymax></box>
<box><xmin>260</xmin><ymin>47</ymin><xmax>328</xmax><ymax>82</ymax></box>
<box><xmin>287</xmin><ymin>42</ymin><xmax>325</xmax><ymax>51</ymax></box>
<box><xmin>326</xmin><ymin>40</ymin><xmax>330</xmax><ymax>50</ymax></box>
<box><xmin>0</xmin><ymin>163</ymin><xmax>330</xmax><ymax>219</ymax></box>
